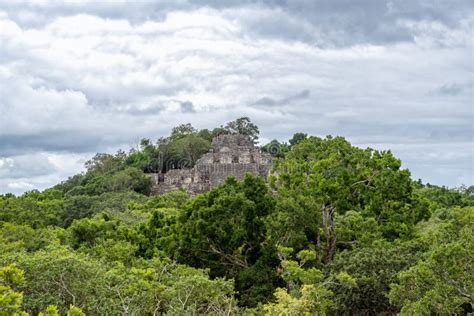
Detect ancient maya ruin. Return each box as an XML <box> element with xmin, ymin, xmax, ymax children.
<box><xmin>147</xmin><ymin>134</ymin><xmax>272</xmax><ymax>195</ymax></box>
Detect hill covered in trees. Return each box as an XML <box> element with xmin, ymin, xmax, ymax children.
<box><xmin>0</xmin><ymin>118</ymin><xmax>472</xmax><ymax>315</ymax></box>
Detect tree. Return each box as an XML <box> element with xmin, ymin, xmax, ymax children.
<box><xmin>85</xmin><ymin>152</ymin><xmax>124</xmax><ymax>174</ymax></box>
<box><xmin>125</xmin><ymin>138</ymin><xmax>161</xmax><ymax>173</ymax></box>
<box><xmin>262</xmin><ymin>247</ymin><xmax>355</xmax><ymax>315</ymax></box>
<box><xmin>0</xmin><ymin>190</ymin><xmax>64</xmax><ymax>228</ymax></box>
<box><xmin>38</xmin><ymin>305</ymin><xmax>60</xmax><ymax>316</ymax></box>
<box><xmin>133</xmin><ymin>206</ymin><xmax>181</xmax><ymax>259</ymax></box>
<box><xmin>210</xmin><ymin>126</ymin><xmax>229</xmax><ymax>138</ymax></box>
<box><xmin>389</xmin><ymin>207</ymin><xmax>474</xmax><ymax>314</ymax></box>
<box><xmin>0</xmin><ymin>222</ymin><xmax>65</xmax><ymax>253</ymax></box>
<box><xmin>197</xmin><ymin>128</ymin><xmax>213</xmax><ymax>142</ymax></box>
<box><xmin>1</xmin><ymin>246</ymin><xmax>109</xmax><ymax>314</ymax></box>
<box><xmin>288</xmin><ymin>132</ymin><xmax>307</xmax><ymax>147</ymax></box>
<box><xmin>66</xmin><ymin>305</ymin><xmax>85</xmax><ymax>316</ymax></box>
<box><xmin>178</xmin><ymin>175</ymin><xmax>274</xmax><ymax>272</ymax></box>
<box><xmin>268</xmin><ymin>136</ymin><xmax>427</xmax><ymax>265</ymax></box>
<box><xmin>261</xmin><ymin>139</ymin><xmax>289</xmax><ymax>158</ymax></box>
<box><xmin>330</xmin><ymin>240</ymin><xmax>424</xmax><ymax>314</ymax></box>
<box><xmin>170</xmin><ymin>134</ymin><xmax>211</xmax><ymax>168</ymax></box>
<box><xmin>162</xmin><ymin>264</ymin><xmax>237</xmax><ymax>315</ymax></box>
<box><xmin>102</xmin><ymin>258</ymin><xmax>237</xmax><ymax>315</ymax></box>
<box><xmin>0</xmin><ymin>264</ymin><xmax>27</xmax><ymax>315</ymax></box>
<box><xmin>155</xmin><ymin>125</ymin><xmax>211</xmax><ymax>172</ymax></box>
<box><xmin>68</xmin><ymin>215</ymin><xmax>122</xmax><ymax>249</ymax></box>
<box><xmin>0</xmin><ymin>264</ymin><xmax>85</xmax><ymax>316</ymax></box>
<box><xmin>170</xmin><ymin>123</ymin><xmax>197</xmax><ymax>140</ymax></box>
<box><xmin>176</xmin><ymin>174</ymin><xmax>277</xmax><ymax>306</ymax></box>
<box><xmin>225</xmin><ymin>117</ymin><xmax>260</xmax><ymax>143</ymax></box>
<box><xmin>415</xmin><ymin>183</ymin><xmax>473</xmax><ymax>209</ymax></box>
<box><xmin>105</xmin><ymin>167</ymin><xmax>152</xmax><ymax>195</ymax></box>
<box><xmin>2</xmin><ymin>120</ymin><xmax>472</xmax><ymax>314</ymax></box>
<box><xmin>39</xmin><ymin>305</ymin><xmax>85</xmax><ymax>316</ymax></box>
<box><xmin>61</xmin><ymin>195</ymin><xmax>100</xmax><ymax>227</ymax></box>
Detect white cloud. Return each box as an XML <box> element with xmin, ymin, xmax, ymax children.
<box><xmin>0</xmin><ymin>152</ymin><xmax>91</xmax><ymax>195</ymax></box>
<box><xmin>0</xmin><ymin>3</ymin><xmax>472</xmax><ymax>194</ymax></box>
<box><xmin>402</xmin><ymin>18</ymin><xmax>474</xmax><ymax>48</ymax></box>
<box><xmin>8</xmin><ymin>181</ymin><xmax>35</xmax><ymax>190</ymax></box>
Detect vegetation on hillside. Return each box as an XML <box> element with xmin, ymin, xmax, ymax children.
<box><xmin>0</xmin><ymin>118</ymin><xmax>472</xmax><ymax>315</ymax></box>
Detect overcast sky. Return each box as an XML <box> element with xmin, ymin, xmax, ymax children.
<box><xmin>0</xmin><ymin>0</ymin><xmax>473</xmax><ymax>194</ymax></box>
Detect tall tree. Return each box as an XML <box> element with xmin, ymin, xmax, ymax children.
<box><xmin>176</xmin><ymin>174</ymin><xmax>277</xmax><ymax>305</ymax></box>
<box><xmin>268</xmin><ymin>136</ymin><xmax>428</xmax><ymax>265</ymax></box>
<box><xmin>288</xmin><ymin>132</ymin><xmax>307</xmax><ymax>147</ymax></box>
<box><xmin>389</xmin><ymin>206</ymin><xmax>474</xmax><ymax>314</ymax></box>
<box><xmin>225</xmin><ymin>117</ymin><xmax>260</xmax><ymax>143</ymax></box>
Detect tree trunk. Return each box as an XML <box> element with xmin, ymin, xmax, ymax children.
<box><xmin>322</xmin><ymin>205</ymin><xmax>337</xmax><ymax>264</ymax></box>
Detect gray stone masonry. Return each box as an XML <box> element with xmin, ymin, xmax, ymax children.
<box><xmin>148</xmin><ymin>134</ymin><xmax>272</xmax><ymax>195</ymax></box>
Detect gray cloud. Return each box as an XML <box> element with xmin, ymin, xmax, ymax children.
<box><xmin>432</xmin><ymin>82</ymin><xmax>470</xmax><ymax>96</ymax></box>
<box><xmin>0</xmin><ymin>154</ymin><xmax>55</xmax><ymax>179</ymax></box>
<box><xmin>0</xmin><ymin>152</ymin><xmax>90</xmax><ymax>195</ymax></box>
<box><xmin>2</xmin><ymin>0</ymin><xmax>472</xmax><ymax>46</ymax></box>
<box><xmin>254</xmin><ymin>89</ymin><xmax>310</xmax><ymax>106</ymax></box>
<box><xmin>180</xmin><ymin>101</ymin><xmax>196</xmax><ymax>113</ymax></box>
<box><xmin>0</xmin><ymin>132</ymin><xmax>105</xmax><ymax>156</ymax></box>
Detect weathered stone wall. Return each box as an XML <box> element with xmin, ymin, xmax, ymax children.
<box><xmin>148</xmin><ymin>134</ymin><xmax>272</xmax><ymax>195</ymax></box>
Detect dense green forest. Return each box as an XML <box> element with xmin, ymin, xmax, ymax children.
<box><xmin>1</xmin><ymin>118</ymin><xmax>472</xmax><ymax>315</ymax></box>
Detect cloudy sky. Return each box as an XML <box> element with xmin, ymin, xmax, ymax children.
<box><xmin>0</xmin><ymin>0</ymin><xmax>472</xmax><ymax>194</ymax></box>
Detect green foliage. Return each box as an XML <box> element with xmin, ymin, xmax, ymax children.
<box><xmin>263</xmin><ymin>248</ymin><xmax>353</xmax><ymax>315</ymax></box>
<box><xmin>58</xmin><ymin>151</ymin><xmax>150</xmax><ymax>198</ymax></box>
<box><xmin>0</xmin><ymin>245</ymin><xmax>236</xmax><ymax>315</ymax></box>
<box><xmin>176</xmin><ymin>174</ymin><xmax>277</xmax><ymax>306</ymax></box>
<box><xmin>224</xmin><ymin>117</ymin><xmax>260</xmax><ymax>143</ymax></box>
<box><xmin>60</xmin><ymin>191</ymin><xmax>148</xmax><ymax>227</ymax></box>
<box><xmin>330</xmin><ymin>240</ymin><xmax>424</xmax><ymax>314</ymax></box>
<box><xmin>126</xmin><ymin>138</ymin><xmax>161</xmax><ymax>173</ymax></box>
<box><xmin>130</xmin><ymin>122</ymin><xmax>212</xmax><ymax>173</ymax></box>
<box><xmin>0</xmin><ymin>246</ymin><xmax>108</xmax><ymax>314</ymax></box>
<box><xmin>85</xmin><ymin>152</ymin><xmax>125</xmax><ymax>174</ymax></box>
<box><xmin>261</xmin><ymin>139</ymin><xmax>289</xmax><ymax>158</ymax></box>
<box><xmin>38</xmin><ymin>305</ymin><xmax>85</xmax><ymax>316</ymax></box>
<box><xmin>68</xmin><ymin>215</ymin><xmax>121</xmax><ymax>249</ymax></box>
<box><xmin>38</xmin><ymin>305</ymin><xmax>60</xmax><ymax>316</ymax></box>
<box><xmin>134</xmin><ymin>207</ymin><xmax>181</xmax><ymax>259</ymax></box>
<box><xmin>268</xmin><ymin>136</ymin><xmax>428</xmax><ymax>265</ymax></box>
<box><xmin>197</xmin><ymin>128</ymin><xmax>213</xmax><ymax>142</ymax></box>
<box><xmin>263</xmin><ymin>285</ymin><xmax>333</xmax><ymax>316</ymax></box>
<box><xmin>288</xmin><ymin>132</ymin><xmax>307</xmax><ymax>147</ymax></box>
<box><xmin>105</xmin><ymin>167</ymin><xmax>152</xmax><ymax>195</ymax></box>
<box><xmin>0</xmin><ymin>189</ymin><xmax>64</xmax><ymax>228</ymax></box>
<box><xmin>389</xmin><ymin>206</ymin><xmax>474</xmax><ymax>315</ymax></box>
<box><xmin>169</xmin><ymin>134</ymin><xmax>211</xmax><ymax>168</ymax></box>
<box><xmin>170</xmin><ymin>123</ymin><xmax>198</xmax><ymax>139</ymax></box>
<box><xmin>415</xmin><ymin>183</ymin><xmax>473</xmax><ymax>209</ymax></box>
<box><xmin>0</xmin><ymin>264</ymin><xmax>27</xmax><ymax>316</ymax></box>
<box><xmin>178</xmin><ymin>175</ymin><xmax>274</xmax><ymax>271</ymax></box>
<box><xmin>66</xmin><ymin>305</ymin><xmax>85</xmax><ymax>316</ymax></box>
<box><xmin>335</xmin><ymin>211</ymin><xmax>382</xmax><ymax>246</ymax></box>
<box><xmin>162</xmin><ymin>265</ymin><xmax>237</xmax><ymax>314</ymax></box>
<box><xmin>0</xmin><ymin>120</ymin><xmax>472</xmax><ymax>314</ymax></box>
<box><xmin>0</xmin><ymin>222</ymin><xmax>65</xmax><ymax>253</ymax></box>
